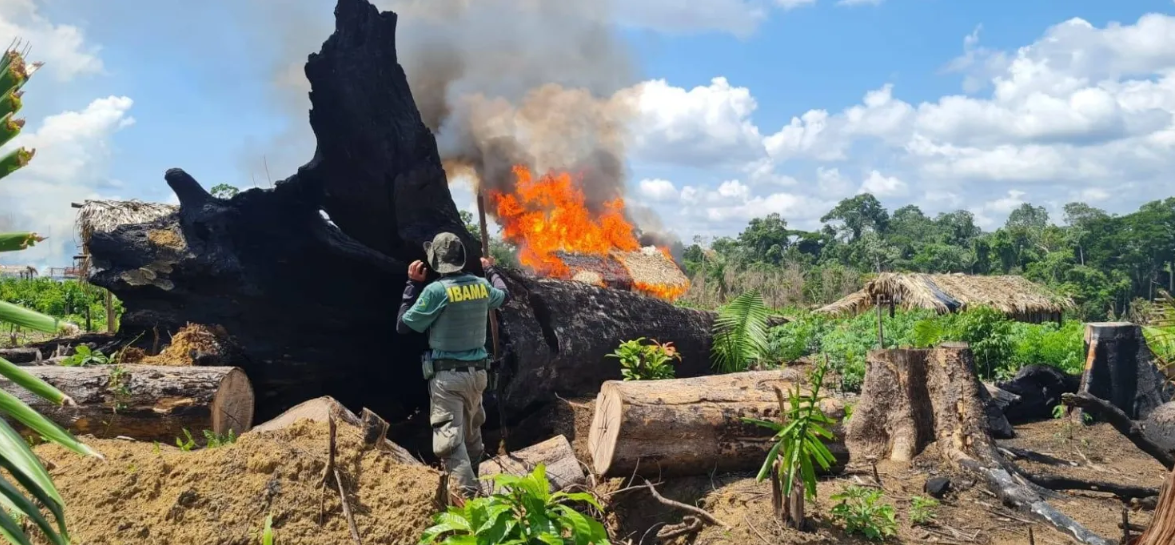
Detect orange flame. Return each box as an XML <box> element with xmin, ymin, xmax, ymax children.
<box><xmin>490</xmin><ymin>165</ymin><xmax>640</xmax><ymax>276</ymax></box>
<box><xmin>489</xmin><ymin>164</ymin><xmax>688</xmax><ymax>301</ymax></box>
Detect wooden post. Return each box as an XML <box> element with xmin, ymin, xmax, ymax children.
<box><xmin>876</xmin><ymin>295</ymin><xmax>885</xmax><ymax>348</ymax></box>
<box><xmin>104</xmin><ymin>289</ymin><xmax>115</xmax><ymax>333</ymax></box>
<box><xmin>476</xmin><ymin>191</ymin><xmax>499</xmax><ymax>359</ymax></box>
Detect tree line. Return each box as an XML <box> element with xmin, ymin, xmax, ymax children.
<box><xmin>678</xmin><ymin>193</ymin><xmax>1175</xmax><ymax>320</ymax></box>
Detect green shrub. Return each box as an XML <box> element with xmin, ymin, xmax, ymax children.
<box><xmin>908</xmin><ymin>496</ymin><xmax>938</xmax><ymax>526</ymax></box>
<box><xmin>607</xmin><ymin>337</ymin><xmax>680</xmax><ymax>381</ymax></box>
<box><xmin>59</xmin><ymin>345</ymin><xmax>109</xmax><ymax>367</ymax></box>
<box><xmin>830</xmin><ymin>486</ymin><xmax>897</xmax><ymax>541</ymax></box>
<box><xmin>420</xmin><ymin>464</ymin><xmax>609</xmax><ymax>544</ymax></box>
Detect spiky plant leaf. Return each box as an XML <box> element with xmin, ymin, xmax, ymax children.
<box><xmin>0</xmin><ymin>147</ymin><xmax>32</xmax><ymax>180</ymax></box>
<box><xmin>0</xmin><ymin>89</ymin><xmax>22</xmax><ymax>119</ymax></box>
<box><xmin>0</xmin><ymin>233</ymin><xmax>42</xmax><ymax>253</ymax></box>
<box><xmin>0</xmin><ymin>300</ymin><xmax>63</xmax><ymax>334</ymax></box>
<box><xmin>710</xmin><ymin>291</ymin><xmax>771</xmax><ymax>373</ymax></box>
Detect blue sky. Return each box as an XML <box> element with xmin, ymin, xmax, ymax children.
<box><xmin>3</xmin><ymin>0</ymin><xmax>1175</xmax><ymax>267</ymax></box>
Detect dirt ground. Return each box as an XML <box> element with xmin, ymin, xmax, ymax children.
<box><xmin>601</xmin><ymin>418</ymin><xmax>1166</xmax><ymax>545</ymax></box>
<box><xmin>30</xmin><ymin>397</ymin><xmax>1167</xmax><ymax>545</ymax></box>
<box><xmin>34</xmin><ymin>420</ymin><xmax>440</xmax><ymax>545</ymax></box>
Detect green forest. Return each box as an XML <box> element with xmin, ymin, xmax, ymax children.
<box><xmin>674</xmin><ymin>193</ymin><xmax>1175</xmax><ymax>321</ymax></box>
<box><xmin>0</xmin><ymin>277</ymin><xmax>121</xmax><ymax>340</ymax></box>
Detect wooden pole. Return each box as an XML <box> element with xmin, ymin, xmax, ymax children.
<box><xmin>104</xmin><ymin>290</ymin><xmax>115</xmax><ymax>333</ymax></box>
<box><xmin>876</xmin><ymin>295</ymin><xmax>885</xmax><ymax>348</ymax></box>
<box><xmin>476</xmin><ymin>192</ymin><xmax>500</xmax><ymax>359</ymax></box>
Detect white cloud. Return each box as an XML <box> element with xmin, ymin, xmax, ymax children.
<box><xmin>630</xmin><ymin>77</ymin><xmax>766</xmax><ymax>168</ymax></box>
<box><xmin>859</xmin><ymin>170</ymin><xmax>907</xmax><ymax>196</ymax></box>
<box><xmin>836</xmin><ymin>0</ymin><xmax>883</xmax><ymax>6</ymax></box>
<box><xmin>0</xmin><ymin>0</ymin><xmax>103</xmax><ymax>82</ymax></box>
<box><xmin>637</xmin><ymin>178</ymin><xmax>679</xmax><ymax>202</ymax></box>
<box><xmin>624</xmin><ymin>10</ymin><xmax>1175</xmax><ymax>233</ymax></box>
<box><xmin>0</xmin><ymin>96</ymin><xmax>135</xmax><ymax>268</ymax></box>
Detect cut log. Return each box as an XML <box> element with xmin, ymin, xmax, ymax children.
<box><xmin>1078</xmin><ymin>323</ymin><xmax>1173</xmax><ymax>422</ymax></box>
<box><xmin>995</xmin><ymin>364</ymin><xmax>1080</xmax><ymax>423</ymax></box>
<box><xmin>250</xmin><ymin>396</ymin><xmax>420</xmax><ymax>465</ymax></box>
<box><xmin>478</xmin><ymin>435</ymin><xmax>585</xmax><ymax>493</ymax></box>
<box><xmin>588</xmin><ymin>369</ymin><xmax>848</xmax><ymax>478</ymax></box>
<box><xmin>0</xmin><ymin>365</ymin><xmax>253</xmax><ymax>442</ymax></box>
<box><xmin>1143</xmin><ymin>401</ymin><xmax>1175</xmax><ymax>455</ymax></box>
<box><xmin>849</xmin><ymin>344</ymin><xmax>1113</xmax><ymax>545</ymax></box>
<box><xmin>0</xmin><ymin>347</ymin><xmax>41</xmax><ymax>364</ymax></box>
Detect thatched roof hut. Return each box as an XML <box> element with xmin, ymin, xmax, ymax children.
<box><xmin>814</xmin><ymin>272</ymin><xmax>1075</xmax><ymax>323</ymax></box>
<box><xmin>0</xmin><ymin>265</ymin><xmax>36</xmax><ymax>279</ymax></box>
<box><xmin>75</xmin><ymin>199</ymin><xmax>177</xmax><ymax>247</ymax></box>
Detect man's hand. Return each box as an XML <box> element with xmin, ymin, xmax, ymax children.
<box><xmin>481</xmin><ymin>256</ymin><xmax>495</xmax><ymax>269</ymax></box>
<box><xmin>408</xmin><ymin>260</ymin><xmax>428</xmax><ymax>283</ymax></box>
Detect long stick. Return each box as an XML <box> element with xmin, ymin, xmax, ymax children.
<box><xmin>476</xmin><ymin>191</ymin><xmax>500</xmax><ymax>358</ymax></box>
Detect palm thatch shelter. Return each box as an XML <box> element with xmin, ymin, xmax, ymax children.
<box><xmin>815</xmin><ymin>272</ymin><xmax>1075</xmax><ymax>324</ymax></box>
<box><xmin>74</xmin><ymin>199</ymin><xmax>178</xmax><ymax>248</ymax></box>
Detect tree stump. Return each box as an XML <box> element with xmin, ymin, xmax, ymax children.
<box><xmin>1134</xmin><ymin>467</ymin><xmax>1175</xmax><ymax>545</ymax></box>
<box><xmin>1078</xmin><ymin>323</ymin><xmax>1172</xmax><ymax>422</ymax></box>
<box><xmin>848</xmin><ymin>343</ymin><xmax>1113</xmax><ymax>545</ymax></box>
<box><xmin>478</xmin><ymin>435</ymin><xmax>585</xmax><ymax>493</ymax></box>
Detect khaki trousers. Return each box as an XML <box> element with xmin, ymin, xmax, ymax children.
<box><xmin>428</xmin><ymin>368</ymin><xmax>488</xmax><ymax>495</ymax></box>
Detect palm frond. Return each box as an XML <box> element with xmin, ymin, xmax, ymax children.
<box><xmin>711</xmin><ymin>291</ymin><xmax>771</xmax><ymax>373</ymax></box>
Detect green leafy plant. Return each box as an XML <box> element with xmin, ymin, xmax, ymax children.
<box><xmin>175</xmin><ymin>429</ymin><xmax>195</xmax><ymax>452</ymax></box>
<box><xmin>0</xmin><ymin>42</ymin><xmax>103</xmax><ymax>545</ymax></box>
<box><xmin>420</xmin><ymin>464</ymin><xmax>609</xmax><ymax>545</ymax></box>
<box><xmin>607</xmin><ymin>337</ymin><xmax>680</xmax><ymax>381</ymax></box>
<box><xmin>59</xmin><ymin>345</ymin><xmax>110</xmax><ymax>367</ymax></box>
<box><xmin>830</xmin><ymin>486</ymin><xmax>897</xmax><ymax>541</ymax></box>
<box><xmin>711</xmin><ymin>291</ymin><xmax>772</xmax><ymax>373</ymax></box>
<box><xmin>107</xmin><ymin>364</ymin><xmax>131</xmax><ymax>412</ymax></box>
<box><xmin>203</xmin><ymin>429</ymin><xmax>237</xmax><ymax>448</ymax></box>
<box><xmin>743</xmin><ymin>357</ymin><xmax>836</xmax><ymax>529</ymax></box>
<box><xmin>908</xmin><ymin>495</ymin><xmax>938</xmax><ymax>526</ymax></box>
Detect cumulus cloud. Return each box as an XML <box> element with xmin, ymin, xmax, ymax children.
<box><xmin>628</xmin><ymin>10</ymin><xmax>1175</xmax><ymax>233</ymax></box>
<box><xmin>0</xmin><ymin>96</ymin><xmax>135</xmax><ymax>267</ymax></box>
<box><xmin>637</xmin><ymin>178</ymin><xmax>679</xmax><ymax>202</ymax></box>
<box><xmin>0</xmin><ymin>0</ymin><xmax>103</xmax><ymax>82</ymax></box>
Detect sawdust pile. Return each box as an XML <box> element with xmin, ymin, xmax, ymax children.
<box><xmin>34</xmin><ymin>421</ymin><xmax>440</xmax><ymax>545</ymax></box>
<box><xmin>140</xmin><ymin>323</ymin><xmax>230</xmax><ymax>366</ymax></box>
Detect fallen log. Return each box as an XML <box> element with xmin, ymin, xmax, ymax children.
<box><xmin>1009</xmin><ymin>466</ymin><xmax>1159</xmax><ymax>500</ymax></box>
<box><xmin>1078</xmin><ymin>323</ymin><xmax>1172</xmax><ymax>422</ymax></box>
<box><xmin>848</xmin><ymin>344</ymin><xmax>1113</xmax><ymax>545</ymax></box>
<box><xmin>1061</xmin><ymin>392</ymin><xmax>1175</xmax><ymax>470</ymax></box>
<box><xmin>479</xmin><ymin>435</ymin><xmax>585</xmax><ymax>493</ymax></box>
<box><xmin>1142</xmin><ymin>401</ymin><xmax>1175</xmax><ymax>455</ymax></box>
<box><xmin>0</xmin><ymin>364</ymin><xmax>253</xmax><ymax>442</ymax></box>
<box><xmin>995</xmin><ymin>365</ymin><xmax>1079</xmax><ymax>423</ymax></box>
<box><xmin>587</xmin><ymin>369</ymin><xmax>848</xmax><ymax>478</ymax></box>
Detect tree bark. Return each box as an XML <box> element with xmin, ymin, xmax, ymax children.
<box><xmin>1078</xmin><ymin>323</ymin><xmax>1172</xmax><ymax>422</ymax></box>
<box><xmin>0</xmin><ymin>364</ymin><xmax>254</xmax><ymax>442</ymax></box>
<box><xmin>587</xmin><ymin>369</ymin><xmax>848</xmax><ymax>478</ymax></box>
<box><xmin>478</xmin><ymin>435</ymin><xmax>585</xmax><ymax>493</ymax></box>
<box><xmin>849</xmin><ymin>344</ymin><xmax>1113</xmax><ymax>545</ymax></box>
<box><xmin>1135</xmin><ymin>467</ymin><xmax>1175</xmax><ymax>545</ymax></box>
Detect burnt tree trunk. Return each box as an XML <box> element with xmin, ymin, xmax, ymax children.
<box><xmin>849</xmin><ymin>344</ymin><xmax>1113</xmax><ymax>545</ymax></box>
<box><xmin>0</xmin><ymin>365</ymin><xmax>253</xmax><ymax>442</ymax></box>
<box><xmin>588</xmin><ymin>369</ymin><xmax>848</xmax><ymax>478</ymax></box>
<box><xmin>1078</xmin><ymin>323</ymin><xmax>1172</xmax><ymax>422</ymax></box>
<box><xmin>81</xmin><ymin>0</ymin><xmax>715</xmax><ymax>449</ymax></box>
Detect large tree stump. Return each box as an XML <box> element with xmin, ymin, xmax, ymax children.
<box><xmin>1135</xmin><ymin>467</ymin><xmax>1175</xmax><ymax>545</ymax></box>
<box><xmin>588</xmin><ymin>369</ymin><xmax>848</xmax><ymax>478</ymax></box>
<box><xmin>1078</xmin><ymin>323</ymin><xmax>1172</xmax><ymax>422</ymax></box>
<box><xmin>0</xmin><ymin>365</ymin><xmax>253</xmax><ymax>442</ymax></box>
<box><xmin>849</xmin><ymin>344</ymin><xmax>1113</xmax><ymax>545</ymax></box>
<box><xmin>478</xmin><ymin>435</ymin><xmax>585</xmax><ymax>493</ymax></box>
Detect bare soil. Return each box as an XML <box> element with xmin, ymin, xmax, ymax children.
<box><xmin>34</xmin><ymin>420</ymin><xmax>440</xmax><ymax>545</ymax></box>
<box><xmin>603</xmin><ymin>419</ymin><xmax>1165</xmax><ymax>544</ymax></box>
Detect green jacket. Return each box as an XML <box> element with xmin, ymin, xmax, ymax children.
<box><xmin>397</xmin><ymin>268</ymin><xmax>509</xmax><ymax>361</ymax></box>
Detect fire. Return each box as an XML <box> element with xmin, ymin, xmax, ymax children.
<box><xmin>490</xmin><ymin>165</ymin><xmax>640</xmax><ymax>277</ymax></box>
<box><xmin>489</xmin><ymin>165</ymin><xmax>689</xmax><ymax>301</ymax></box>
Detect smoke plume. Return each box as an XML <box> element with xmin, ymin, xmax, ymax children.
<box><xmin>389</xmin><ymin>0</ymin><xmax>641</xmax><ymax>214</ymax></box>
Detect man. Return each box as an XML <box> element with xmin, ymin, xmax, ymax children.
<box><xmin>397</xmin><ymin>231</ymin><xmax>509</xmax><ymax>497</ymax></box>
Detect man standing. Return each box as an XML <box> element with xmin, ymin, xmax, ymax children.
<box><xmin>397</xmin><ymin>232</ymin><xmax>509</xmax><ymax>497</ymax></box>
